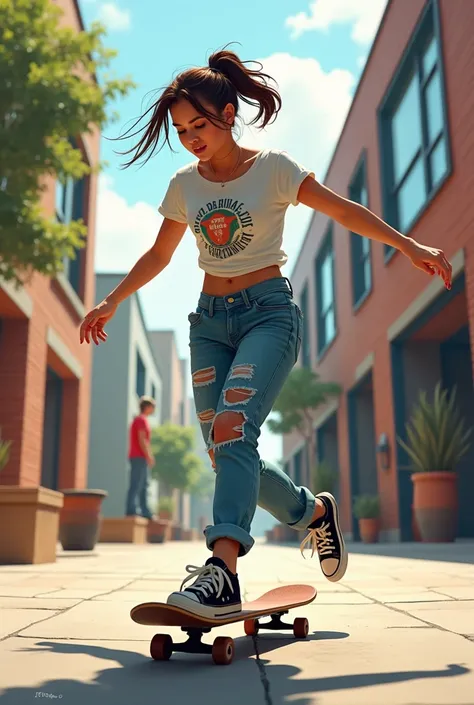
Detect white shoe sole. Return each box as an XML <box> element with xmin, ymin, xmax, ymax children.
<box><xmin>167</xmin><ymin>592</ymin><xmax>242</xmax><ymax>619</ymax></box>
<box><xmin>317</xmin><ymin>492</ymin><xmax>348</xmax><ymax>582</ymax></box>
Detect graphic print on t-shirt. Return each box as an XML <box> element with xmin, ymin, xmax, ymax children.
<box><xmin>193</xmin><ymin>198</ymin><xmax>254</xmax><ymax>260</ymax></box>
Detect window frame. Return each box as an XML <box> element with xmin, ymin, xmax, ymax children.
<box><xmin>348</xmin><ymin>150</ymin><xmax>372</xmax><ymax>310</ymax></box>
<box><xmin>377</xmin><ymin>0</ymin><xmax>452</xmax><ymax>263</ymax></box>
<box><xmin>299</xmin><ymin>282</ymin><xmax>311</xmax><ymax>368</ymax></box>
<box><xmin>315</xmin><ymin>223</ymin><xmax>337</xmax><ymax>358</ymax></box>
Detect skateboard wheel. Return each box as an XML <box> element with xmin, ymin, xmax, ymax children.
<box><xmin>212</xmin><ymin>636</ymin><xmax>234</xmax><ymax>665</ymax></box>
<box><xmin>150</xmin><ymin>633</ymin><xmax>173</xmax><ymax>661</ymax></box>
<box><xmin>293</xmin><ymin>617</ymin><xmax>309</xmax><ymax>639</ymax></box>
<box><xmin>244</xmin><ymin>619</ymin><xmax>259</xmax><ymax>636</ymax></box>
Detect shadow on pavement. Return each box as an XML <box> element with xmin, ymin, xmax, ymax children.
<box><xmin>0</xmin><ymin>633</ymin><xmax>469</xmax><ymax>705</ymax></box>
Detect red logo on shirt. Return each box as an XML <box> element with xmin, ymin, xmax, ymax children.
<box><xmin>194</xmin><ymin>200</ymin><xmax>255</xmax><ymax>260</ymax></box>
<box><xmin>200</xmin><ymin>210</ymin><xmax>240</xmax><ymax>246</ymax></box>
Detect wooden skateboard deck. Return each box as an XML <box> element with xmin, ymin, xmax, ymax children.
<box><xmin>131</xmin><ymin>583</ymin><xmax>316</xmax><ymax>627</ymax></box>
<box><xmin>131</xmin><ymin>584</ymin><xmax>317</xmax><ymax>665</ymax></box>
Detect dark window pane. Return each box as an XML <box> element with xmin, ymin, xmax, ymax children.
<box><xmin>397</xmin><ymin>158</ymin><xmax>426</xmax><ymax>231</ymax></box>
<box><xmin>392</xmin><ymin>73</ymin><xmax>422</xmax><ymax>183</ymax></box>
<box><xmin>422</xmin><ymin>36</ymin><xmax>437</xmax><ymax>78</ymax></box>
<box><xmin>321</xmin><ymin>254</ymin><xmax>333</xmax><ymax>313</ymax></box>
<box><xmin>324</xmin><ymin>306</ymin><xmax>336</xmax><ymax>344</ymax></box>
<box><xmin>429</xmin><ymin>136</ymin><xmax>448</xmax><ymax>189</ymax></box>
<box><xmin>136</xmin><ymin>351</ymin><xmax>146</xmax><ymax>398</ymax></box>
<box><xmin>424</xmin><ymin>70</ymin><xmax>444</xmax><ymax>146</ymax></box>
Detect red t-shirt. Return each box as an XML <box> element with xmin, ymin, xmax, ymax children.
<box><xmin>128</xmin><ymin>415</ymin><xmax>150</xmax><ymax>459</ymax></box>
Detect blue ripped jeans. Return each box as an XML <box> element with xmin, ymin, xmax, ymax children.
<box><xmin>189</xmin><ymin>276</ymin><xmax>317</xmax><ymax>557</ymax></box>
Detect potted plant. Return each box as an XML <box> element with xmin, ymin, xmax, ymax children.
<box><xmin>59</xmin><ymin>489</ymin><xmax>108</xmax><ymax>551</ymax></box>
<box><xmin>157</xmin><ymin>495</ymin><xmax>175</xmax><ymax>520</ymax></box>
<box><xmin>353</xmin><ymin>495</ymin><xmax>380</xmax><ymax>543</ymax></box>
<box><xmin>148</xmin><ymin>497</ymin><xmax>173</xmax><ymax>544</ymax></box>
<box><xmin>313</xmin><ymin>459</ymin><xmax>338</xmax><ymax>495</ymax></box>
<box><xmin>0</xmin><ymin>430</ymin><xmax>12</xmax><ymax>473</ymax></box>
<box><xmin>397</xmin><ymin>382</ymin><xmax>472</xmax><ymax>543</ymax></box>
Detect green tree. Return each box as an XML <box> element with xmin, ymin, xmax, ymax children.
<box><xmin>267</xmin><ymin>367</ymin><xmax>341</xmax><ymax>490</ymax></box>
<box><xmin>0</xmin><ymin>0</ymin><xmax>135</xmax><ymax>286</ymax></box>
<box><xmin>151</xmin><ymin>423</ymin><xmax>205</xmax><ymax>493</ymax></box>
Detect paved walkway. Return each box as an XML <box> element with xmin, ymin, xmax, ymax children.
<box><xmin>1</xmin><ymin>539</ymin><xmax>474</xmax><ymax>704</ymax></box>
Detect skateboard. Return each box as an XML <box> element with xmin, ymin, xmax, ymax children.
<box><xmin>130</xmin><ymin>583</ymin><xmax>317</xmax><ymax>666</ymax></box>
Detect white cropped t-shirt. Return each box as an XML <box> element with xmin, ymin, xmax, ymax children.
<box><xmin>158</xmin><ymin>148</ymin><xmax>314</xmax><ymax>277</ymax></box>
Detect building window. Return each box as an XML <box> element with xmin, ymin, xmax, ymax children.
<box><xmin>315</xmin><ymin>225</ymin><xmax>336</xmax><ymax>354</ymax></box>
<box><xmin>293</xmin><ymin>449</ymin><xmax>302</xmax><ymax>487</ymax></box>
<box><xmin>151</xmin><ymin>383</ymin><xmax>156</xmax><ymax>402</ymax></box>
<box><xmin>136</xmin><ymin>350</ymin><xmax>146</xmax><ymax>398</ymax></box>
<box><xmin>379</xmin><ymin>1</ymin><xmax>450</xmax><ymax>258</ymax></box>
<box><xmin>349</xmin><ymin>155</ymin><xmax>372</xmax><ymax>307</ymax></box>
<box><xmin>55</xmin><ymin>139</ymin><xmax>88</xmax><ymax>296</ymax></box>
<box><xmin>299</xmin><ymin>283</ymin><xmax>311</xmax><ymax>368</ymax></box>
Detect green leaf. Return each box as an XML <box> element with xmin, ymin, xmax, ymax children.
<box><xmin>0</xmin><ymin>0</ymin><xmax>136</xmax><ymax>285</ymax></box>
<box><xmin>397</xmin><ymin>381</ymin><xmax>472</xmax><ymax>472</ymax></box>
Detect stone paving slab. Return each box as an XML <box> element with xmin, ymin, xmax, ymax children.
<box><xmin>0</xmin><ymin>597</ymin><xmax>82</xmax><ymax>610</ymax></box>
<box><xmin>258</xmin><ymin>624</ymin><xmax>474</xmax><ymax>705</ymax></box>
<box><xmin>1</xmin><ymin>609</ymin><xmax>61</xmax><ymax>640</ymax></box>
<box><xmin>1</xmin><ymin>540</ymin><xmax>474</xmax><ymax>705</ymax></box>
<box><xmin>0</xmin><ymin>635</ymin><xmax>262</xmax><ymax>705</ymax></box>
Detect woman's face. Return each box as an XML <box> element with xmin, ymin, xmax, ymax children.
<box><xmin>170</xmin><ymin>98</ymin><xmax>235</xmax><ymax>161</ymax></box>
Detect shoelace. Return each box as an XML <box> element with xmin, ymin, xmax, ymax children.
<box><xmin>180</xmin><ymin>564</ymin><xmax>234</xmax><ymax>599</ymax></box>
<box><xmin>299</xmin><ymin>521</ymin><xmax>335</xmax><ymax>559</ymax></box>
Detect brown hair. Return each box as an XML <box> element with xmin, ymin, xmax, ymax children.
<box><xmin>116</xmin><ymin>46</ymin><xmax>282</xmax><ymax>168</ymax></box>
<box><xmin>139</xmin><ymin>396</ymin><xmax>155</xmax><ymax>413</ymax></box>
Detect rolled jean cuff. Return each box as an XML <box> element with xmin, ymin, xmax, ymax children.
<box><xmin>287</xmin><ymin>486</ymin><xmax>316</xmax><ymax>531</ymax></box>
<box><xmin>204</xmin><ymin>523</ymin><xmax>255</xmax><ymax>557</ymax></box>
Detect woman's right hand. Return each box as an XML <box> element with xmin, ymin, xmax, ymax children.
<box><xmin>79</xmin><ymin>298</ymin><xmax>118</xmax><ymax>345</ymax></box>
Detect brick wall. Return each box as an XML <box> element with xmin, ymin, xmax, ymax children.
<box><xmin>286</xmin><ymin>0</ymin><xmax>474</xmax><ymax>534</ymax></box>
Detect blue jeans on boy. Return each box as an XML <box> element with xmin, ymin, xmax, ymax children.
<box><xmin>125</xmin><ymin>457</ymin><xmax>153</xmax><ymax>519</ymax></box>
<box><xmin>189</xmin><ymin>276</ymin><xmax>317</xmax><ymax>557</ymax></box>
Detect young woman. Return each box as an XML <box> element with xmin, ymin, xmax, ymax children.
<box><xmin>79</xmin><ymin>49</ymin><xmax>452</xmax><ymax>619</ymax></box>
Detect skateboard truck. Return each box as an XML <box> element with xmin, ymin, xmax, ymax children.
<box><xmin>131</xmin><ymin>584</ymin><xmax>316</xmax><ymax>666</ymax></box>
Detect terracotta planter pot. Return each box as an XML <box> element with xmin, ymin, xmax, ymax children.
<box><xmin>59</xmin><ymin>489</ymin><xmax>108</xmax><ymax>551</ymax></box>
<box><xmin>147</xmin><ymin>519</ymin><xmax>171</xmax><ymax>543</ymax></box>
<box><xmin>359</xmin><ymin>518</ymin><xmax>380</xmax><ymax>544</ymax></box>
<box><xmin>412</xmin><ymin>505</ymin><xmax>422</xmax><ymax>542</ymax></box>
<box><xmin>158</xmin><ymin>510</ymin><xmax>172</xmax><ymax>521</ymax></box>
<box><xmin>412</xmin><ymin>472</ymin><xmax>457</xmax><ymax>542</ymax></box>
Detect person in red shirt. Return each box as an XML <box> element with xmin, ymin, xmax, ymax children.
<box><xmin>125</xmin><ymin>396</ymin><xmax>156</xmax><ymax>519</ymax></box>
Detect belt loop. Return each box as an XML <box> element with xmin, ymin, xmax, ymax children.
<box><xmin>209</xmin><ymin>296</ymin><xmax>215</xmax><ymax>317</ymax></box>
<box><xmin>284</xmin><ymin>277</ymin><xmax>294</xmax><ymax>298</ymax></box>
<box><xmin>241</xmin><ymin>288</ymin><xmax>251</xmax><ymax>309</ymax></box>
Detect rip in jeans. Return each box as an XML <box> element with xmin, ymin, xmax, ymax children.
<box><xmin>209</xmin><ymin>409</ymin><xmax>247</xmax><ymax>452</ymax></box>
<box><xmin>229</xmin><ymin>363</ymin><xmax>255</xmax><ymax>381</ymax></box>
<box><xmin>192</xmin><ymin>367</ymin><xmax>216</xmax><ymax>387</ymax></box>
<box><xmin>224</xmin><ymin>387</ymin><xmax>257</xmax><ymax>407</ymax></box>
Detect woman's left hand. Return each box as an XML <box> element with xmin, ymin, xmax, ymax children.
<box><xmin>403</xmin><ymin>238</ymin><xmax>452</xmax><ymax>290</ymax></box>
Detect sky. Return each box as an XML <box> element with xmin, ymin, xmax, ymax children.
<box><xmin>79</xmin><ymin>0</ymin><xmax>388</xmax><ymax>467</ymax></box>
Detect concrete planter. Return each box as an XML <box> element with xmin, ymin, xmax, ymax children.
<box><xmin>0</xmin><ymin>486</ymin><xmax>63</xmax><ymax>564</ymax></box>
<box><xmin>99</xmin><ymin>516</ymin><xmax>148</xmax><ymax>543</ymax></box>
<box><xmin>59</xmin><ymin>489</ymin><xmax>108</xmax><ymax>551</ymax></box>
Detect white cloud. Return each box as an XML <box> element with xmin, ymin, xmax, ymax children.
<box><xmin>286</xmin><ymin>0</ymin><xmax>388</xmax><ymax>44</ymax></box>
<box><xmin>240</xmin><ymin>53</ymin><xmax>355</xmax><ymax>266</ymax></box>
<box><xmin>97</xmin><ymin>3</ymin><xmax>131</xmax><ymax>31</ymax></box>
<box><xmin>93</xmin><ymin>53</ymin><xmax>356</xmax><ymax>464</ymax></box>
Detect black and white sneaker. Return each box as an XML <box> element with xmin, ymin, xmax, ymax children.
<box><xmin>166</xmin><ymin>557</ymin><xmax>242</xmax><ymax>619</ymax></box>
<box><xmin>300</xmin><ymin>492</ymin><xmax>348</xmax><ymax>582</ymax></box>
